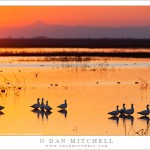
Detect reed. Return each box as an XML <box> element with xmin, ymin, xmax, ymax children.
<box><xmin>1</xmin><ymin>51</ymin><xmax>150</xmax><ymax>58</ymax></box>
<box><xmin>0</xmin><ymin>74</ymin><xmax>23</xmax><ymax>96</ymax></box>
<box><xmin>0</xmin><ymin>38</ymin><xmax>150</xmax><ymax>48</ymax></box>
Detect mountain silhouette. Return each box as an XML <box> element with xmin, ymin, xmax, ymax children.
<box><xmin>1</xmin><ymin>21</ymin><xmax>150</xmax><ymax>39</ymax></box>
<box><xmin>29</xmin><ymin>20</ymin><xmax>48</xmax><ymax>27</ymax></box>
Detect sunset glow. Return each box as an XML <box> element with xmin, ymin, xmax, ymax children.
<box><xmin>1</xmin><ymin>5</ymin><xmax>150</xmax><ymax>139</ymax></box>
<box><xmin>0</xmin><ymin>6</ymin><xmax>150</xmax><ymax>27</ymax></box>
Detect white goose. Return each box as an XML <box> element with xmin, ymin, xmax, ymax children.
<box><xmin>30</xmin><ymin>98</ymin><xmax>40</xmax><ymax>109</ymax></box>
<box><xmin>40</xmin><ymin>98</ymin><xmax>45</xmax><ymax>110</ymax></box>
<box><xmin>44</xmin><ymin>101</ymin><xmax>52</xmax><ymax>111</ymax></box>
<box><xmin>108</xmin><ymin>106</ymin><xmax>119</xmax><ymax>116</ymax></box>
<box><xmin>57</xmin><ymin>99</ymin><xmax>67</xmax><ymax>110</ymax></box>
<box><xmin>125</xmin><ymin>104</ymin><xmax>134</xmax><ymax>116</ymax></box>
<box><xmin>0</xmin><ymin>105</ymin><xmax>4</xmax><ymax>110</ymax></box>
<box><xmin>119</xmin><ymin>103</ymin><xmax>126</xmax><ymax>115</ymax></box>
<box><xmin>137</xmin><ymin>105</ymin><xmax>149</xmax><ymax>116</ymax></box>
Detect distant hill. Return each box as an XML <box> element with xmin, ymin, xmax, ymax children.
<box><xmin>1</xmin><ymin>21</ymin><xmax>150</xmax><ymax>39</ymax></box>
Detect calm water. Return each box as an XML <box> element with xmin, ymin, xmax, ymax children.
<box><xmin>0</xmin><ymin>48</ymin><xmax>150</xmax><ymax>135</ymax></box>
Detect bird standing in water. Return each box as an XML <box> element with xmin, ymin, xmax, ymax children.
<box><xmin>44</xmin><ymin>101</ymin><xmax>52</xmax><ymax>111</ymax></box>
<box><xmin>119</xmin><ymin>103</ymin><xmax>126</xmax><ymax>115</ymax></box>
<box><xmin>124</xmin><ymin>104</ymin><xmax>134</xmax><ymax>116</ymax></box>
<box><xmin>108</xmin><ymin>106</ymin><xmax>119</xmax><ymax>116</ymax></box>
<box><xmin>57</xmin><ymin>99</ymin><xmax>67</xmax><ymax>110</ymax></box>
<box><xmin>137</xmin><ymin>105</ymin><xmax>149</xmax><ymax>116</ymax></box>
<box><xmin>0</xmin><ymin>105</ymin><xmax>4</xmax><ymax>111</ymax></box>
<box><xmin>40</xmin><ymin>98</ymin><xmax>45</xmax><ymax>110</ymax></box>
<box><xmin>30</xmin><ymin>98</ymin><xmax>40</xmax><ymax>109</ymax></box>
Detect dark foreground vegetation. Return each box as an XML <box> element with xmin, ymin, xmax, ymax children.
<box><xmin>0</xmin><ymin>38</ymin><xmax>150</xmax><ymax>48</ymax></box>
<box><xmin>1</xmin><ymin>39</ymin><xmax>150</xmax><ymax>58</ymax></box>
<box><xmin>1</xmin><ymin>51</ymin><xmax>150</xmax><ymax>58</ymax></box>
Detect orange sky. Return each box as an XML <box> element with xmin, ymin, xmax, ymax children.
<box><xmin>0</xmin><ymin>6</ymin><xmax>150</xmax><ymax>27</ymax></box>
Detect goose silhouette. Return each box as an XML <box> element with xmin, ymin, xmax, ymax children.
<box><xmin>30</xmin><ymin>98</ymin><xmax>40</xmax><ymax>109</ymax></box>
<box><xmin>57</xmin><ymin>99</ymin><xmax>67</xmax><ymax>110</ymax></box>
<box><xmin>108</xmin><ymin>106</ymin><xmax>119</xmax><ymax>116</ymax></box>
<box><xmin>0</xmin><ymin>105</ymin><xmax>4</xmax><ymax>111</ymax></box>
<box><xmin>44</xmin><ymin>101</ymin><xmax>52</xmax><ymax>111</ymax></box>
<box><xmin>40</xmin><ymin>98</ymin><xmax>45</xmax><ymax>110</ymax></box>
<box><xmin>119</xmin><ymin>103</ymin><xmax>126</xmax><ymax>115</ymax></box>
<box><xmin>124</xmin><ymin>104</ymin><xmax>134</xmax><ymax>116</ymax></box>
<box><xmin>137</xmin><ymin>105</ymin><xmax>149</xmax><ymax>116</ymax></box>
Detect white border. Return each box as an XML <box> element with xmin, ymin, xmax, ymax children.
<box><xmin>0</xmin><ymin>136</ymin><xmax>150</xmax><ymax>149</ymax></box>
<box><xmin>0</xmin><ymin>2</ymin><xmax>150</xmax><ymax>150</ymax></box>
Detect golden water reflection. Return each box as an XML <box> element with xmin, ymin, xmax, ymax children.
<box><xmin>0</xmin><ymin>55</ymin><xmax>150</xmax><ymax>135</ymax></box>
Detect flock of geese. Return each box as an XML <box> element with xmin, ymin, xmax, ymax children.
<box><xmin>30</xmin><ymin>98</ymin><xmax>68</xmax><ymax>119</ymax></box>
<box><xmin>30</xmin><ymin>98</ymin><xmax>67</xmax><ymax>111</ymax></box>
<box><xmin>1</xmin><ymin>101</ymin><xmax>150</xmax><ymax>120</ymax></box>
<box><xmin>0</xmin><ymin>98</ymin><xmax>67</xmax><ymax>117</ymax></box>
<box><xmin>108</xmin><ymin>104</ymin><xmax>150</xmax><ymax>117</ymax></box>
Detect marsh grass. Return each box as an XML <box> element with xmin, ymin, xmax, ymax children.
<box><xmin>1</xmin><ymin>39</ymin><xmax>150</xmax><ymax>48</ymax></box>
<box><xmin>0</xmin><ymin>74</ymin><xmax>23</xmax><ymax>96</ymax></box>
<box><xmin>1</xmin><ymin>51</ymin><xmax>150</xmax><ymax>58</ymax></box>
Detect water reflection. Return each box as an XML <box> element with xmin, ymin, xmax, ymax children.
<box><xmin>40</xmin><ymin>110</ymin><xmax>45</xmax><ymax>120</ymax></box>
<box><xmin>109</xmin><ymin>114</ymin><xmax>134</xmax><ymax>126</ymax></box>
<box><xmin>108</xmin><ymin>114</ymin><xmax>150</xmax><ymax>136</ymax></box>
<box><xmin>138</xmin><ymin>116</ymin><xmax>150</xmax><ymax>125</ymax></box>
<box><xmin>108</xmin><ymin>116</ymin><xmax>119</xmax><ymax>125</ymax></box>
<box><xmin>119</xmin><ymin>114</ymin><xmax>126</xmax><ymax>119</ymax></box>
<box><xmin>45</xmin><ymin>111</ymin><xmax>52</xmax><ymax>119</ymax></box>
<box><xmin>125</xmin><ymin>115</ymin><xmax>134</xmax><ymax>125</ymax></box>
<box><xmin>0</xmin><ymin>111</ymin><xmax>4</xmax><ymax>116</ymax></box>
<box><xmin>119</xmin><ymin>115</ymin><xmax>134</xmax><ymax>136</ymax></box>
<box><xmin>31</xmin><ymin>109</ymin><xmax>52</xmax><ymax>120</ymax></box>
<box><xmin>58</xmin><ymin>110</ymin><xmax>67</xmax><ymax>118</ymax></box>
<box><xmin>138</xmin><ymin>116</ymin><xmax>150</xmax><ymax>135</ymax></box>
<box><xmin>31</xmin><ymin>109</ymin><xmax>40</xmax><ymax>118</ymax></box>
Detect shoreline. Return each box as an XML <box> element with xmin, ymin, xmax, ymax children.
<box><xmin>0</xmin><ymin>39</ymin><xmax>150</xmax><ymax>48</ymax></box>
<box><xmin>1</xmin><ymin>39</ymin><xmax>150</xmax><ymax>58</ymax></box>
<box><xmin>0</xmin><ymin>51</ymin><xmax>150</xmax><ymax>58</ymax></box>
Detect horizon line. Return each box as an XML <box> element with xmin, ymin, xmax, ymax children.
<box><xmin>1</xmin><ymin>21</ymin><xmax>150</xmax><ymax>28</ymax></box>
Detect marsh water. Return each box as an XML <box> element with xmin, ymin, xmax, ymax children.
<box><xmin>0</xmin><ymin>48</ymin><xmax>150</xmax><ymax>135</ymax></box>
